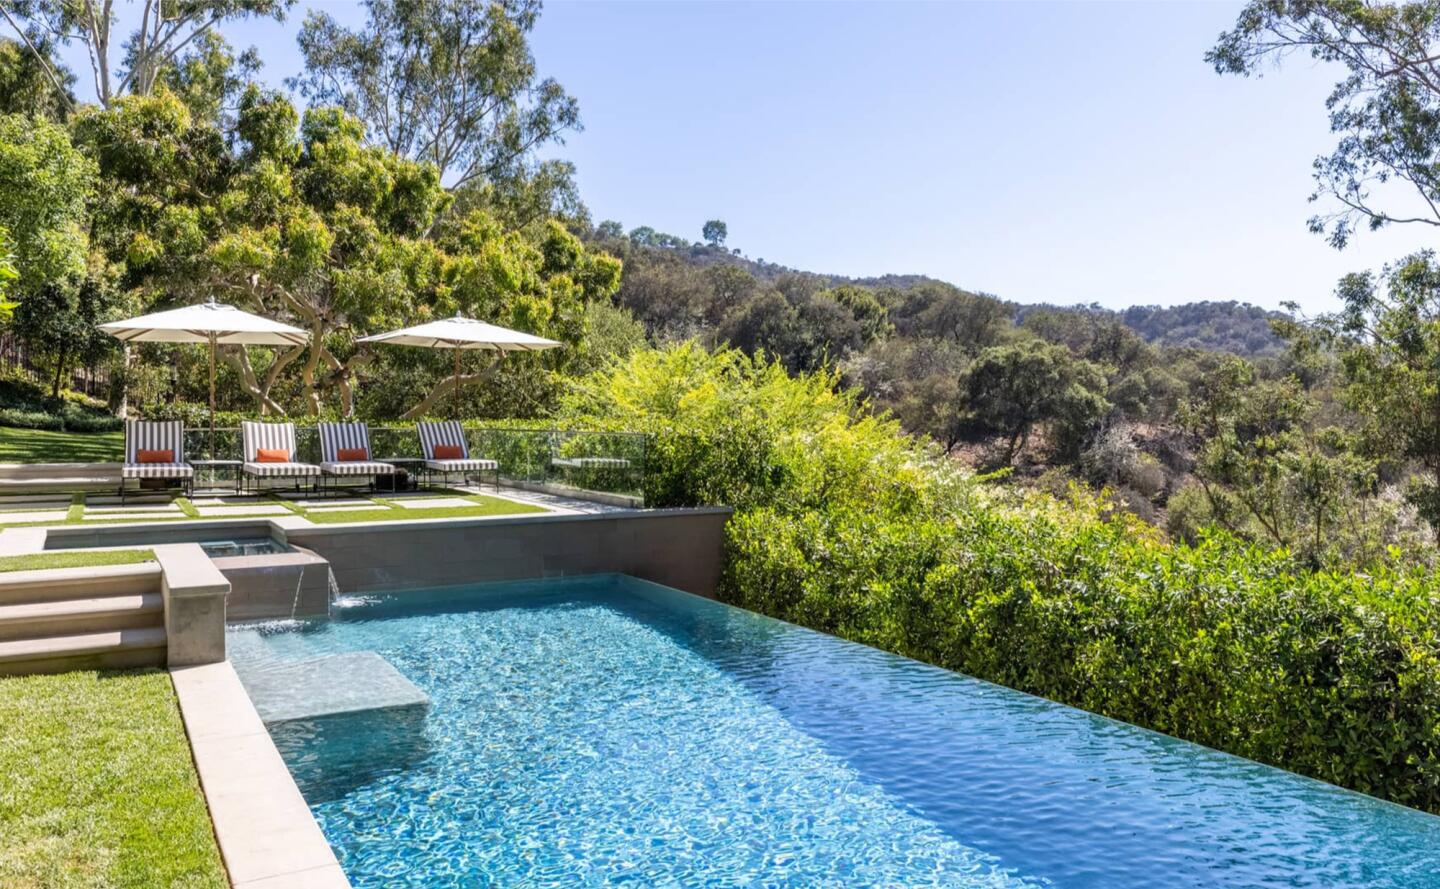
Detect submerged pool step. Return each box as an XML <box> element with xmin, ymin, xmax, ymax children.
<box><xmin>0</xmin><ymin>562</ymin><xmax>162</xmax><ymax>606</ymax></box>
<box><xmin>0</xmin><ymin>625</ymin><xmax>166</xmax><ymax>675</ymax></box>
<box><xmin>0</xmin><ymin>592</ymin><xmax>163</xmax><ymax>641</ymax></box>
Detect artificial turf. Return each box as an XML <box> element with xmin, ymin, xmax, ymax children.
<box><xmin>0</xmin><ymin>549</ymin><xmax>154</xmax><ymax>573</ymax></box>
<box><xmin>304</xmin><ymin>494</ymin><xmax>546</xmax><ymax>524</ymax></box>
<box><xmin>0</xmin><ymin>669</ymin><xmax>227</xmax><ymax>889</ymax></box>
<box><xmin>0</xmin><ymin>427</ymin><xmax>123</xmax><ymax>463</ymax></box>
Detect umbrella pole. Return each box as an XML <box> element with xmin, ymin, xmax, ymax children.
<box><xmin>208</xmin><ymin>333</ymin><xmax>217</xmax><ymax>459</ymax></box>
<box><xmin>453</xmin><ymin>348</ymin><xmax>462</xmax><ymax>417</ymax></box>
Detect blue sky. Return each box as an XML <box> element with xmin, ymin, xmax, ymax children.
<box><xmin>49</xmin><ymin>1</ymin><xmax>1439</xmax><ymax>313</ymax></box>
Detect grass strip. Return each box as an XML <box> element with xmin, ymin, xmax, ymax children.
<box><xmin>0</xmin><ymin>669</ymin><xmax>228</xmax><ymax>888</ymax></box>
<box><xmin>0</xmin><ymin>549</ymin><xmax>154</xmax><ymax>573</ymax></box>
<box><xmin>305</xmin><ymin>495</ymin><xmax>545</xmax><ymax>524</ymax></box>
<box><xmin>0</xmin><ymin>428</ymin><xmax>123</xmax><ymax>463</ymax></box>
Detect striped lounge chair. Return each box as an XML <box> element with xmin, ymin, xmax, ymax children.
<box><xmin>416</xmin><ymin>421</ymin><xmax>499</xmax><ymax>491</ymax></box>
<box><xmin>120</xmin><ymin>420</ymin><xmax>193</xmax><ymax>502</ymax></box>
<box><xmin>317</xmin><ymin>422</ymin><xmax>394</xmax><ymax>495</ymax></box>
<box><xmin>240</xmin><ymin>421</ymin><xmax>320</xmax><ymax>495</ymax></box>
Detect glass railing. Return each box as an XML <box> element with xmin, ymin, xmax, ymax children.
<box><xmin>182</xmin><ymin>425</ymin><xmax>649</xmax><ymax>504</ymax></box>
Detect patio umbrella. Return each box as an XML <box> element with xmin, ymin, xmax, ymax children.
<box><xmin>97</xmin><ymin>299</ymin><xmax>309</xmax><ymax>454</ymax></box>
<box><xmin>356</xmin><ymin>315</ymin><xmax>561</xmax><ymax>415</ymax></box>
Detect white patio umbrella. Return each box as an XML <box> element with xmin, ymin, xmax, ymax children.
<box><xmin>356</xmin><ymin>315</ymin><xmax>561</xmax><ymax>415</ymax></box>
<box><xmin>97</xmin><ymin>299</ymin><xmax>309</xmax><ymax>453</ymax></box>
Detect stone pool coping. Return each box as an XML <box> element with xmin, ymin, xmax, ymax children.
<box><xmin>171</xmin><ymin>661</ymin><xmax>352</xmax><ymax>889</ymax></box>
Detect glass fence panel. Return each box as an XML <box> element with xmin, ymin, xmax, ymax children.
<box><xmin>177</xmin><ymin>424</ymin><xmax>650</xmax><ymax>504</ymax></box>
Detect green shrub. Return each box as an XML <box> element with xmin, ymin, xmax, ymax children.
<box><xmin>566</xmin><ymin>342</ymin><xmax>1440</xmax><ymax>814</ymax></box>
<box><xmin>0</xmin><ymin>376</ymin><xmax>121</xmax><ymax>432</ymax></box>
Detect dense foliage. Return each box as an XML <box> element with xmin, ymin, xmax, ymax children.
<box><xmin>562</xmin><ymin>345</ymin><xmax>1440</xmax><ymax>813</ymax></box>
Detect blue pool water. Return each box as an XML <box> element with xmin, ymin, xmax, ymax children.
<box><xmin>229</xmin><ymin>575</ymin><xmax>1440</xmax><ymax>888</ymax></box>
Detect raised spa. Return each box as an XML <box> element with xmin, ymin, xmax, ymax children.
<box><xmin>228</xmin><ymin>575</ymin><xmax>1440</xmax><ymax>888</ymax></box>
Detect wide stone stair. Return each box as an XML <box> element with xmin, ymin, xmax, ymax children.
<box><xmin>0</xmin><ymin>462</ymin><xmax>120</xmax><ymax>496</ymax></box>
<box><xmin>0</xmin><ymin>562</ymin><xmax>166</xmax><ymax>675</ymax></box>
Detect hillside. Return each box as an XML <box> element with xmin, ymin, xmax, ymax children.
<box><xmin>594</xmin><ymin>224</ymin><xmax>1288</xmax><ymax>359</ymax></box>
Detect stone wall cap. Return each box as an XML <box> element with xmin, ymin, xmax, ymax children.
<box><xmin>155</xmin><ymin>543</ymin><xmax>230</xmax><ymax>598</ymax></box>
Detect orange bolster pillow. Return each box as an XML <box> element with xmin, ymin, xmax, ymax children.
<box><xmin>256</xmin><ymin>448</ymin><xmax>290</xmax><ymax>463</ymax></box>
<box><xmin>337</xmin><ymin>447</ymin><xmax>368</xmax><ymax>462</ymax></box>
<box><xmin>433</xmin><ymin>444</ymin><xmax>463</xmax><ymax>460</ymax></box>
<box><xmin>137</xmin><ymin>449</ymin><xmax>174</xmax><ymax>464</ymax></box>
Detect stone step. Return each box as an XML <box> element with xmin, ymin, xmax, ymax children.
<box><xmin>0</xmin><ymin>592</ymin><xmax>163</xmax><ymax>641</ymax></box>
<box><xmin>0</xmin><ymin>562</ymin><xmax>162</xmax><ymax>606</ymax></box>
<box><xmin>0</xmin><ymin>462</ymin><xmax>120</xmax><ymax>480</ymax></box>
<box><xmin>0</xmin><ymin>478</ymin><xmax>117</xmax><ymax>495</ymax></box>
<box><xmin>0</xmin><ymin>625</ymin><xmax>166</xmax><ymax>675</ymax></box>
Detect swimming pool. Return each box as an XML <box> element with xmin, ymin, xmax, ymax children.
<box><xmin>229</xmin><ymin>575</ymin><xmax>1440</xmax><ymax>888</ymax></box>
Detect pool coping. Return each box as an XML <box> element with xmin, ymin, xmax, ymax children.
<box><xmin>171</xmin><ymin>661</ymin><xmax>352</xmax><ymax>889</ymax></box>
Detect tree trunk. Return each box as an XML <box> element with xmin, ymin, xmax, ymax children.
<box><xmin>221</xmin><ymin>347</ymin><xmax>289</xmax><ymax>416</ymax></box>
<box><xmin>400</xmin><ymin>356</ymin><xmax>503</xmax><ymax>421</ymax></box>
<box><xmin>51</xmin><ymin>339</ymin><xmax>68</xmax><ymax>399</ymax></box>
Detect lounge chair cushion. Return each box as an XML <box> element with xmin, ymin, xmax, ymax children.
<box><xmin>243</xmin><ymin>461</ymin><xmax>321</xmax><ymax>477</ymax></box>
<box><xmin>321</xmin><ymin>460</ymin><xmax>396</xmax><ymax>476</ymax></box>
<box><xmin>121</xmin><ymin>463</ymin><xmax>194</xmax><ymax>479</ymax></box>
<box><xmin>256</xmin><ymin>448</ymin><xmax>291</xmax><ymax>463</ymax></box>
<box><xmin>425</xmin><ymin>459</ymin><xmax>498</xmax><ymax>472</ymax></box>
<box><xmin>337</xmin><ymin>447</ymin><xmax>368</xmax><ymax>462</ymax></box>
<box><xmin>432</xmin><ymin>444</ymin><xmax>464</xmax><ymax>460</ymax></box>
<box><xmin>137</xmin><ymin>448</ymin><xmax>175</xmax><ymax>464</ymax></box>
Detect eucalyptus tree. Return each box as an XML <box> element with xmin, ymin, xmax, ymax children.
<box><xmin>292</xmin><ymin>0</ymin><xmax>579</xmax><ymax>192</ymax></box>
<box><xmin>1210</xmin><ymin>0</ymin><xmax>1440</xmax><ymax>247</ymax></box>
<box><xmin>1</xmin><ymin>0</ymin><xmax>290</xmax><ymax>108</ymax></box>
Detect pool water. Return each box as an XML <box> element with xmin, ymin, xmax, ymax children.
<box><xmin>229</xmin><ymin>575</ymin><xmax>1440</xmax><ymax>888</ymax></box>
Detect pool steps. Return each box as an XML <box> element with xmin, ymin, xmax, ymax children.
<box><xmin>0</xmin><ymin>563</ymin><xmax>167</xmax><ymax>674</ymax></box>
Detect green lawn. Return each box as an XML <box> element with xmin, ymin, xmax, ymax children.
<box><xmin>0</xmin><ymin>670</ymin><xmax>227</xmax><ymax>889</ymax></box>
<box><xmin>0</xmin><ymin>427</ymin><xmax>123</xmax><ymax>463</ymax></box>
<box><xmin>305</xmin><ymin>493</ymin><xmax>546</xmax><ymax>524</ymax></box>
<box><xmin>0</xmin><ymin>549</ymin><xmax>154</xmax><ymax>573</ymax></box>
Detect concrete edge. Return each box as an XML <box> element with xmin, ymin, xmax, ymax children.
<box><xmin>281</xmin><ymin>505</ymin><xmax>733</xmax><ymax>539</ymax></box>
<box><xmin>7</xmin><ymin>506</ymin><xmax>733</xmax><ymax>549</ymax></box>
<box><xmin>171</xmin><ymin>662</ymin><xmax>351</xmax><ymax>889</ymax></box>
<box><xmin>154</xmin><ymin>544</ymin><xmax>230</xmax><ymax>599</ymax></box>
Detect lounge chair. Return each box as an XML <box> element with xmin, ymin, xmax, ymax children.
<box><xmin>120</xmin><ymin>420</ymin><xmax>193</xmax><ymax>502</ymax></box>
<box><xmin>240</xmin><ymin>421</ymin><xmax>320</xmax><ymax>495</ymax></box>
<box><xmin>317</xmin><ymin>422</ymin><xmax>394</xmax><ymax>495</ymax></box>
<box><xmin>416</xmin><ymin>420</ymin><xmax>499</xmax><ymax>491</ymax></box>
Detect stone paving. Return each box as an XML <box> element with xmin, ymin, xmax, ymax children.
<box><xmin>0</xmin><ymin>510</ymin><xmax>71</xmax><ymax>523</ymax></box>
<box><xmin>192</xmin><ymin>504</ymin><xmax>295</xmax><ymax>517</ymax></box>
<box><xmin>389</xmin><ymin>497</ymin><xmax>474</xmax><ymax>509</ymax></box>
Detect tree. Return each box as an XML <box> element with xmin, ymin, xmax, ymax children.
<box><xmin>3</xmin><ymin>0</ymin><xmax>290</xmax><ymax>108</ymax></box>
<box><xmin>1210</xmin><ymin>1</ymin><xmax>1440</xmax><ymax>248</ymax></box>
<box><xmin>889</xmin><ymin>282</ymin><xmax>1009</xmax><ymax>352</ymax></box>
<box><xmin>0</xmin><ymin>114</ymin><xmax>94</xmax><ymax>309</ymax></box>
<box><xmin>702</xmin><ymin>219</ymin><xmax>727</xmax><ymax>247</ymax></box>
<box><xmin>0</xmin><ymin>36</ymin><xmax>73</xmax><ymax>119</ymax></box>
<box><xmin>960</xmin><ymin>342</ymin><xmax>1109</xmax><ymax>463</ymax></box>
<box><xmin>293</xmin><ymin>0</ymin><xmax>579</xmax><ymax>191</ymax></box>
<box><xmin>0</xmin><ymin>228</ymin><xmax>17</xmax><ymax>322</ymax></box>
<box><xmin>78</xmin><ymin>86</ymin><xmax>619</xmax><ymax>419</ymax></box>
<box><xmin>1308</xmin><ymin>252</ymin><xmax>1440</xmax><ymax>541</ymax></box>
